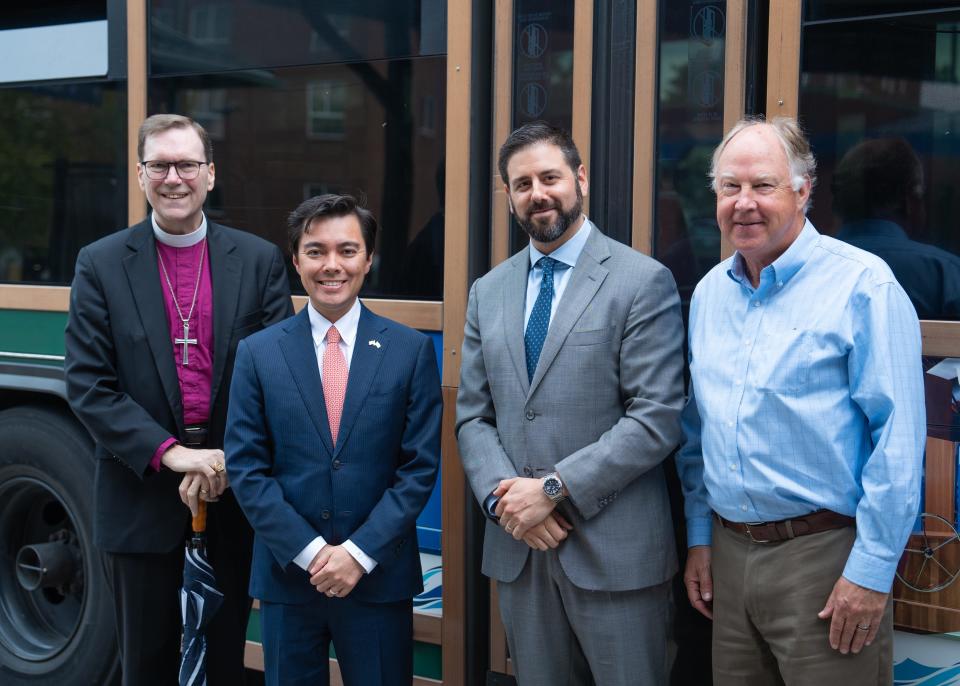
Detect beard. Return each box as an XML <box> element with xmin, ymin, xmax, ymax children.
<box><xmin>517</xmin><ymin>184</ymin><xmax>583</xmax><ymax>244</ymax></box>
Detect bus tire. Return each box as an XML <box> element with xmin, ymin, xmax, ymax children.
<box><xmin>0</xmin><ymin>405</ymin><xmax>119</xmax><ymax>685</ymax></box>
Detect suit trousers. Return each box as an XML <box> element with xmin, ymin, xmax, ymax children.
<box><xmin>711</xmin><ymin>520</ymin><xmax>893</xmax><ymax>686</ymax></box>
<box><xmin>102</xmin><ymin>496</ymin><xmax>253</xmax><ymax>686</ymax></box>
<box><xmin>497</xmin><ymin>549</ymin><xmax>672</xmax><ymax>686</ymax></box>
<box><xmin>259</xmin><ymin>595</ymin><xmax>413</xmax><ymax>686</ymax></box>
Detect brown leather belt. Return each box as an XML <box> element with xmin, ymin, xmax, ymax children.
<box><xmin>716</xmin><ymin>510</ymin><xmax>855</xmax><ymax>544</ymax></box>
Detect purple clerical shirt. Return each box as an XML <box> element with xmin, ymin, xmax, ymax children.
<box><xmin>149</xmin><ymin>238</ymin><xmax>214</xmax><ymax>471</ymax></box>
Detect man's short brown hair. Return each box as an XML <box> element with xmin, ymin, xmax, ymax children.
<box><xmin>137</xmin><ymin>114</ymin><xmax>213</xmax><ymax>163</ymax></box>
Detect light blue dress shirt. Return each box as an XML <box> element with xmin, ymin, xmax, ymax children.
<box><xmin>524</xmin><ymin>218</ymin><xmax>591</xmax><ymax>326</ymax></box>
<box><xmin>676</xmin><ymin>220</ymin><xmax>926</xmax><ymax>592</ymax></box>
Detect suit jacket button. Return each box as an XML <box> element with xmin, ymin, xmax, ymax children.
<box><xmin>523</xmin><ymin>466</ymin><xmax>533</xmax><ymax>476</ymax></box>
<box><xmin>332</xmin><ymin>459</ymin><xmax>341</xmax><ymax>470</ymax></box>
<box><xmin>321</xmin><ymin>510</ymin><xmax>331</xmax><ymax>520</ymax></box>
<box><xmin>525</xmin><ymin>409</ymin><xmax>535</xmax><ymax>420</ymax></box>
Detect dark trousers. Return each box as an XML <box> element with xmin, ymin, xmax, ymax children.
<box><xmin>102</xmin><ymin>495</ymin><xmax>253</xmax><ymax>686</ymax></box>
<box><xmin>260</xmin><ymin>595</ymin><xmax>413</xmax><ymax>686</ymax></box>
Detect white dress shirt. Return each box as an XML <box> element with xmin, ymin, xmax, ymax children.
<box><xmin>292</xmin><ymin>298</ymin><xmax>377</xmax><ymax>574</ymax></box>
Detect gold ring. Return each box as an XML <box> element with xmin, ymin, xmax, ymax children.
<box><xmin>213</xmin><ymin>462</ymin><xmax>225</xmax><ymax>473</ymax></box>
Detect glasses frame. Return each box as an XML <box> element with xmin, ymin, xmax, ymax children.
<box><xmin>140</xmin><ymin>159</ymin><xmax>209</xmax><ymax>180</ymax></box>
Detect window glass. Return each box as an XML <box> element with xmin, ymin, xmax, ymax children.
<box><xmin>509</xmin><ymin>0</ymin><xmax>575</xmax><ymax>254</ymax></box>
<box><xmin>653</xmin><ymin>0</ymin><xmax>726</xmax><ymax>320</ymax></box>
<box><xmin>149</xmin><ymin>58</ymin><xmax>447</xmax><ymax>300</ymax></box>
<box><xmin>801</xmin><ymin>4</ymin><xmax>960</xmax><ymax>320</ymax></box>
<box><xmin>0</xmin><ymin>82</ymin><xmax>127</xmax><ymax>284</ymax></box>
<box><xmin>150</xmin><ymin>0</ymin><xmax>447</xmax><ymax>76</ymax></box>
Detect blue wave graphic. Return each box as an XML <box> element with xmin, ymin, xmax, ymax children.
<box><xmin>895</xmin><ymin>658</ymin><xmax>960</xmax><ymax>686</ymax></box>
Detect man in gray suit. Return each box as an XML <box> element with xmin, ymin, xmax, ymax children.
<box><xmin>456</xmin><ymin>121</ymin><xmax>685</xmax><ymax>685</ymax></box>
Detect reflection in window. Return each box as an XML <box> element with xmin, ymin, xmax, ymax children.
<box><xmin>188</xmin><ymin>4</ymin><xmax>231</xmax><ymax>45</ymax></box>
<box><xmin>151</xmin><ymin>0</ymin><xmax>446</xmax><ymax>75</ymax></box>
<box><xmin>0</xmin><ymin>83</ymin><xmax>126</xmax><ymax>285</ymax></box>
<box><xmin>509</xmin><ymin>0</ymin><xmax>575</xmax><ymax>254</ymax></box>
<box><xmin>150</xmin><ymin>58</ymin><xmax>446</xmax><ymax>300</ymax></box>
<box><xmin>801</xmin><ymin>5</ymin><xmax>960</xmax><ymax>320</ymax></box>
<box><xmin>306</xmin><ymin>81</ymin><xmax>347</xmax><ymax>139</ymax></box>
<box><xmin>654</xmin><ymin>1</ymin><xmax>726</xmax><ymax>321</ymax></box>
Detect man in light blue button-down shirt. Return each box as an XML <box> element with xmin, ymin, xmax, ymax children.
<box><xmin>676</xmin><ymin>117</ymin><xmax>925</xmax><ymax>685</ymax></box>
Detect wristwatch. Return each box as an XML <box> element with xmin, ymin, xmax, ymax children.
<box><xmin>542</xmin><ymin>472</ymin><xmax>566</xmax><ymax>504</ymax></box>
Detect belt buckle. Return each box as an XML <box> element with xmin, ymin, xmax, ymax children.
<box><xmin>743</xmin><ymin>522</ymin><xmax>771</xmax><ymax>544</ymax></box>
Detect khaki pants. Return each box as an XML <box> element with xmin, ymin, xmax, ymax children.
<box><xmin>711</xmin><ymin>519</ymin><xmax>893</xmax><ymax>686</ymax></box>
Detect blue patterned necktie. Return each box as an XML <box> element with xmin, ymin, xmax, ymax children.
<box><xmin>524</xmin><ymin>256</ymin><xmax>567</xmax><ymax>382</ymax></box>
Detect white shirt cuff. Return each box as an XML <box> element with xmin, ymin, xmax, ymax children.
<box><xmin>293</xmin><ymin>536</ymin><xmax>327</xmax><ymax>571</ymax></box>
<box><xmin>342</xmin><ymin>539</ymin><xmax>378</xmax><ymax>574</ymax></box>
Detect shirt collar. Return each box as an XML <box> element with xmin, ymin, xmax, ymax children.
<box><xmin>728</xmin><ymin>219</ymin><xmax>818</xmax><ymax>288</ymax></box>
<box><xmin>528</xmin><ymin>217</ymin><xmax>592</xmax><ymax>270</ymax></box>
<box><xmin>307</xmin><ymin>298</ymin><xmax>362</xmax><ymax>349</ymax></box>
<box><xmin>152</xmin><ymin>213</ymin><xmax>207</xmax><ymax>247</ymax></box>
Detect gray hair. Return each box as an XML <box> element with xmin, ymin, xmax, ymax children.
<box><xmin>709</xmin><ymin>116</ymin><xmax>817</xmax><ymax>211</ymax></box>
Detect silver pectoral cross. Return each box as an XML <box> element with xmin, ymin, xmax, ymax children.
<box><xmin>175</xmin><ymin>322</ymin><xmax>198</xmax><ymax>366</ymax></box>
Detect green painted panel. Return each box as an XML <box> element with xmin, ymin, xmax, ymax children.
<box><xmin>0</xmin><ymin>310</ymin><xmax>68</xmax><ymax>357</ymax></box>
<box><xmin>246</xmin><ymin>609</ymin><xmax>442</xmax><ymax>680</ymax></box>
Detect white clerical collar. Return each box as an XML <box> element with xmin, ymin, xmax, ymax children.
<box><xmin>152</xmin><ymin>213</ymin><xmax>208</xmax><ymax>247</ymax></box>
<box><xmin>307</xmin><ymin>298</ymin><xmax>362</xmax><ymax>349</ymax></box>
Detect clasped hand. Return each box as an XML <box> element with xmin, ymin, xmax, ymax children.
<box><xmin>162</xmin><ymin>445</ymin><xmax>229</xmax><ymax>517</ymax></box>
<box><xmin>309</xmin><ymin>546</ymin><xmax>364</xmax><ymax>598</ymax></box>
<box><xmin>494</xmin><ymin>477</ymin><xmax>573</xmax><ymax>549</ymax></box>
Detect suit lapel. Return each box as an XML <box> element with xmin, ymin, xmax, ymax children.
<box><xmin>279</xmin><ymin>308</ymin><xmax>334</xmax><ymax>456</ymax></box>
<box><xmin>528</xmin><ymin>227</ymin><xmax>610</xmax><ymax>397</ymax></box>
<box><xmin>503</xmin><ymin>251</ymin><xmax>531</xmax><ymax>395</ymax></box>
<box><xmin>334</xmin><ymin>306</ymin><xmax>388</xmax><ymax>455</ymax></box>
<box><xmin>207</xmin><ymin>222</ymin><xmax>242</xmax><ymax>412</ymax></box>
<box><xmin>122</xmin><ymin>220</ymin><xmax>184</xmax><ymax>432</ymax></box>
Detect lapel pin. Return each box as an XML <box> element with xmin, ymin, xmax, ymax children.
<box><xmin>368</xmin><ymin>339</ymin><xmax>381</xmax><ymax>349</ymax></box>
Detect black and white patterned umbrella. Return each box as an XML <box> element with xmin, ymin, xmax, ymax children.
<box><xmin>179</xmin><ymin>503</ymin><xmax>224</xmax><ymax>686</ymax></box>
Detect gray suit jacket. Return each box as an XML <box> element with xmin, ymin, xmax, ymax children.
<box><xmin>456</xmin><ymin>223</ymin><xmax>684</xmax><ymax>591</ymax></box>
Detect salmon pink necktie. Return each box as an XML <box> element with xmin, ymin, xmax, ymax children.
<box><xmin>323</xmin><ymin>326</ymin><xmax>348</xmax><ymax>444</ymax></box>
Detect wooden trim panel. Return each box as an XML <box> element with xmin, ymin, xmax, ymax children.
<box><xmin>491</xmin><ymin>0</ymin><xmax>514</xmax><ymax>268</ymax></box>
<box><xmin>765</xmin><ymin>1</ymin><xmax>802</xmax><ymax>120</ymax></box>
<box><xmin>440</xmin><ymin>386</ymin><xmax>467</xmax><ymax>685</ymax></box>
<box><xmin>921</xmin><ymin>321</ymin><xmax>960</xmax><ymax>357</ymax></box>
<box><xmin>442</xmin><ymin>0</ymin><xmax>472</xmax><ymax>389</ymax></box>
<box><xmin>719</xmin><ymin>0</ymin><xmax>748</xmax><ymax>262</ymax></box>
<box><xmin>631</xmin><ymin>0</ymin><xmax>658</xmax><ymax>255</ymax></box>
<box><xmin>571</xmin><ymin>0</ymin><xmax>594</xmax><ymax>216</ymax></box>
<box><xmin>0</xmin><ymin>287</ymin><xmax>442</xmax><ymax>332</ymax></box>
<box><xmin>126</xmin><ymin>0</ymin><xmax>147</xmax><ymax>224</ymax></box>
<box><xmin>0</xmin><ymin>285</ymin><xmax>69</xmax><ymax>312</ymax></box>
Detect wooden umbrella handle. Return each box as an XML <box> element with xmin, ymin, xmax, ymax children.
<box><xmin>192</xmin><ymin>499</ymin><xmax>208</xmax><ymax>534</ymax></box>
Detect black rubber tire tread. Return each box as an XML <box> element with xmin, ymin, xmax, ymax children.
<box><xmin>0</xmin><ymin>405</ymin><xmax>119</xmax><ymax>686</ymax></box>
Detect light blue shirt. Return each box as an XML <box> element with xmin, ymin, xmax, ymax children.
<box><xmin>524</xmin><ymin>218</ymin><xmax>591</xmax><ymax>326</ymax></box>
<box><xmin>676</xmin><ymin>220</ymin><xmax>926</xmax><ymax>592</ymax></box>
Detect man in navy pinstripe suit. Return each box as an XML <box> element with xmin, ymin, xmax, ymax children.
<box><xmin>225</xmin><ymin>194</ymin><xmax>442</xmax><ymax>686</ymax></box>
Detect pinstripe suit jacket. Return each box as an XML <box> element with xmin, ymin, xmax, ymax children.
<box><xmin>225</xmin><ymin>304</ymin><xmax>442</xmax><ymax>603</ymax></box>
<box><xmin>456</xmin><ymin>224</ymin><xmax>685</xmax><ymax>591</ymax></box>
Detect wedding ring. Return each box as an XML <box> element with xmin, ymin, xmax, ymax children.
<box><xmin>213</xmin><ymin>462</ymin><xmax>225</xmax><ymax>473</ymax></box>
<box><xmin>200</xmin><ymin>488</ymin><xmax>208</xmax><ymax>495</ymax></box>
<box><xmin>855</xmin><ymin>623</ymin><xmax>870</xmax><ymax>631</ymax></box>
<box><xmin>330</xmin><ymin>589</ymin><xmax>338</xmax><ymax>596</ymax></box>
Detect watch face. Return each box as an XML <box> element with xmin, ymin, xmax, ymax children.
<box><xmin>543</xmin><ymin>476</ymin><xmax>563</xmax><ymax>497</ymax></box>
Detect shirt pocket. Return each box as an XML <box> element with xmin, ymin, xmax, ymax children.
<box><xmin>754</xmin><ymin>329</ymin><xmax>813</xmax><ymax>393</ymax></box>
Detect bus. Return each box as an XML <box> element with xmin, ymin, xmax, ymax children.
<box><xmin>0</xmin><ymin>1</ymin><xmax>957</xmax><ymax>684</ymax></box>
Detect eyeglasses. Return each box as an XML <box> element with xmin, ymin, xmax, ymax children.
<box><xmin>141</xmin><ymin>160</ymin><xmax>208</xmax><ymax>180</ymax></box>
